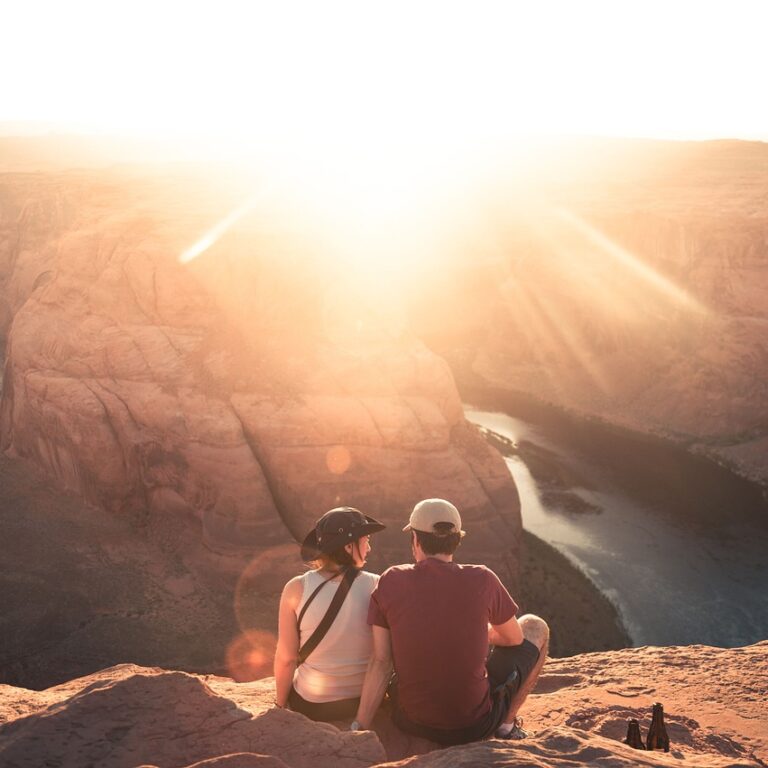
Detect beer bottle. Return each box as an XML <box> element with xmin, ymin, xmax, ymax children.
<box><xmin>646</xmin><ymin>702</ymin><xmax>670</xmax><ymax>752</ymax></box>
<box><xmin>623</xmin><ymin>718</ymin><xmax>645</xmax><ymax>750</ymax></box>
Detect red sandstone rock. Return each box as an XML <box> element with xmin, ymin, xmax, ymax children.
<box><xmin>0</xmin><ymin>666</ymin><xmax>385</xmax><ymax>768</ymax></box>
<box><xmin>167</xmin><ymin>757</ymin><xmax>291</xmax><ymax>768</ymax></box>
<box><xmin>525</xmin><ymin>642</ymin><xmax>768</xmax><ymax>765</ymax></box>
<box><xmin>0</xmin><ymin>172</ymin><xmax>522</xmax><ymax>589</ymax></box>
<box><xmin>374</xmin><ymin>727</ymin><xmax>762</xmax><ymax>767</ymax></box>
<box><xmin>1</xmin><ymin>642</ymin><xmax>766</xmax><ymax>768</ymax></box>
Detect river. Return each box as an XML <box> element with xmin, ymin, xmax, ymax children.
<box><xmin>463</xmin><ymin>389</ymin><xmax>768</xmax><ymax>648</ymax></box>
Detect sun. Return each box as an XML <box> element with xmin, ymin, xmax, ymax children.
<box><xmin>178</xmin><ymin>133</ymin><xmax>496</xmax><ymax>293</ymax></box>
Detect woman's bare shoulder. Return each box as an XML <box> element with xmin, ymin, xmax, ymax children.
<box><xmin>281</xmin><ymin>573</ymin><xmax>307</xmax><ymax>606</ymax></box>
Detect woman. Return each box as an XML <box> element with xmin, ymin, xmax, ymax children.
<box><xmin>273</xmin><ymin>506</ymin><xmax>385</xmax><ymax>721</ymax></box>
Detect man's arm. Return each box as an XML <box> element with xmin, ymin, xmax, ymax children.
<box><xmin>354</xmin><ymin>625</ymin><xmax>393</xmax><ymax>728</ymax></box>
<box><xmin>488</xmin><ymin>614</ymin><xmax>525</xmax><ymax>647</ymax></box>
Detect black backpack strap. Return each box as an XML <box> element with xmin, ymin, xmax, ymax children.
<box><xmin>297</xmin><ymin>568</ymin><xmax>360</xmax><ymax>664</ymax></box>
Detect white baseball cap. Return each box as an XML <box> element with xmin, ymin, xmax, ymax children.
<box><xmin>403</xmin><ymin>498</ymin><xmax>466</xmax><ymax>536</ymax></box>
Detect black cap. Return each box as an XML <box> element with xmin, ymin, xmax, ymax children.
<box><xmin>300</xmin><ymin>507</ymin><xmax>386</xmax><ymax>562</ymax></box>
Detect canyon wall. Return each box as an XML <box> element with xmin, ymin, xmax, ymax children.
<box><xmin>0</xmin><ymin>169</ymin><xmax>522</xmax><ymax>589</ymax></box>
<box><xmin>418</xmin><ymin>140</ymin><xmax>768</xmax><ymax>488</ymax></box>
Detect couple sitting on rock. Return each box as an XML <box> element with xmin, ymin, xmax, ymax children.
<box><xmin>274</xmin><ymin>499</ymin><xmax>549</xmax><ymax>745</ymax></box>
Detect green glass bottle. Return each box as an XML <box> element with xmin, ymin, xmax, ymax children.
<box><xmin>623</xmin><ymin>718</ymin><xmax>645</xmax><ymax>750</ymax></box>
<box><xmin>646</xmin><ymin>702</ymin><xmax>670</xmax><ymax>752</ymax></box>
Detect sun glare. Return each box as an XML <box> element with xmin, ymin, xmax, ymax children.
<box><xmin>5</xmin><ymin>1</ymin><xmax>758</xmax><ymax>346</ymax></box>
<box><xmin>6</xmin><ymin>1</ymin><xmax>766</xmax><ymax>293</ymax></box>
<box><xmin>4</xmin><ymin>1</ymin><xmax>767</xmax><ymax>144</ymax></box>
<box><xmin>177</xmin><ymin>136</ymin><xmax>492</xmax><ymax>294</ymax></box>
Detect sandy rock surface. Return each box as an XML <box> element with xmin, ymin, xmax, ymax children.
<box><xmin>376</xmin><ymin>728</ymin><xmax>762</xmax><ymax>767</ymax></box>
<box><xmin>142</xmin><ymin>756</ymin><xmax>292</xmax><ymax>768</ymax></box>
<box><xmin>0</xmin><ymin>666</ymin><xmax>385</xmax><ymax>768</ymax></box>
<box><xmin>1</xmin><ymin>642</ymin><xmax>765</xmax><ymax>768</ymax></box>
<box><xmin>141</xmin><ymin>757</ymin><xmax>292</xmax><ymax>768</ymax></box>
<box><xmin>377</xmin><ymin>728</ymin><xmax>763</xmax><ymax>767</ymax></box>
<box><xmin>524</xmin><ymin>642</ymin><xmax>768</xmax><ymax>765</ymax></box>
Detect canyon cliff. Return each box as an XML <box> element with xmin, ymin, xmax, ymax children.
<box><xmin>415</xmin><ymin>139</ymin><xmax>768</xmax><ymax>488</ymax></box>
<box><xmin>3</xmin><ymin>136</ymin><xmax>766</xmax><ymax>698</ymax></box>
<box><xmin>0</xmin><ymin>170</ymin><xmax>520</xmax><ymax>574</ymax></box>
<box><xmin>0</xmin><ymin>167</ymin><xmax>522</xmax><ymax>685</ymax></box>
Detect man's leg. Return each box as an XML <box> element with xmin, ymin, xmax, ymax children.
<box><xmin>503</xmin><ymin>614</ymin><xmax>549</xmax><ymax>724</ymax></box>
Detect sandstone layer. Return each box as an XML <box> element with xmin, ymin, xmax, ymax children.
<box><xmin>1</xmin><ymin>641</ymin><xmax>765</xmax><ymax>768</ymax></box>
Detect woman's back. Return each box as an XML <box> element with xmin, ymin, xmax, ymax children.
<box><xmin>293</xmin><ymin>569</ymin><xmax>378</xmax><ymax>703</ymax></box>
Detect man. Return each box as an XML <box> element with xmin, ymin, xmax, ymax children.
<box><xmin>351</xmin><ymin>498</ymin><xmax>549</xmax><ymax>744</ymax></box>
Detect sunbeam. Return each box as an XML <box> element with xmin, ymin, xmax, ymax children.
<box><xmin>554</xmin><ymin>208</ymin><xmax>706</xmax><ymax>314</ymax></box>
<box><xmin>179</xmin><ymin>195</ymin><xmax>264</xmax><ymax>264</ymax></box>
<box><xmin>498</xmin><ymin>276</ymin><xmax>610</xmax><ymax>394</ymax></box>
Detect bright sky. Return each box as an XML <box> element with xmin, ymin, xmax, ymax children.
<box><xmin>7</xmin><ymin>0</ymin><xmax>761</xmax><ymax>325</ymax></box>
<box><xmin>3</xmin><ymin>0</ymin><xmax>767</xmax><ymax>146</ymax></box>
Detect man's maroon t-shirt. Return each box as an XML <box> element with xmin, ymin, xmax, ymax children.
<box><xmin>367</xmin><ymin>558</ymin><xmax>518</xmax><ymax>730</ymax></box>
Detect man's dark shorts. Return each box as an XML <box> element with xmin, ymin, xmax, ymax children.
<box><xmin>390</xmin><ymin>639</ymin><xmax>540</xmax><ymax>746</ymax></box>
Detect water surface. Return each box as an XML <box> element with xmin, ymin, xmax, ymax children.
<box><xmin>465</xmin><ymin>397</ymin><xmax>768</xmax><ymax>647</ymax></box>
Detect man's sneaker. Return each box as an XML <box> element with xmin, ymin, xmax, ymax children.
<box><xmin>496</xmin><ymin>717</ymin><xmax>528</xmax><ymax>740</ymax></box>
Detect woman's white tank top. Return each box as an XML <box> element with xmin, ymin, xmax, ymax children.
<box><xmin>293</xmin><ymin>569</ymin><xmax>378</xmax><ymax>703</ymax></box>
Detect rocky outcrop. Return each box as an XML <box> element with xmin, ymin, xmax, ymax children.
<box><xmin>0</xmin><ymin>450</ymin><xmax>246</xmax><ymax>691</ymax></box>
<box><xmin>1</xmin><ymin>642</ymin><xmax>766</xmax><ymax>767</ymax></box>
<box><xmin>0</xmin><ymin>171</ymin><xmax>522</xmax><ymax>582</ymax></box>
<box><xmin>0</xmin><ymin>666</ymin><xmax>386</xmax><ymax>768</ymax></box>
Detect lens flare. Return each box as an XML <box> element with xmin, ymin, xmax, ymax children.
<box><xmin>326</xmin><ymin>445</ymin><xmax>352</xmax><ymax>475</ymax></box>
<box><xmin>233</xmin><ymin>543</ymin><xmax>299</xmax><ymax>635</ymax></box>
<box><xmin>225</xmin><ymin>630</ymin><xmax>276</xmax><ymax>682</ymax></box>
<box><xmin>179</xmin><ymin>194</ymin><xmax>264</xmax><ymax>264</ymax></box>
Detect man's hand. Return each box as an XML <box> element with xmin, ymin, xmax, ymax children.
<box><xmin>489</xmin><ymin>615</ymin><xmax>525</xmax><ymax>647</ymax></box>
